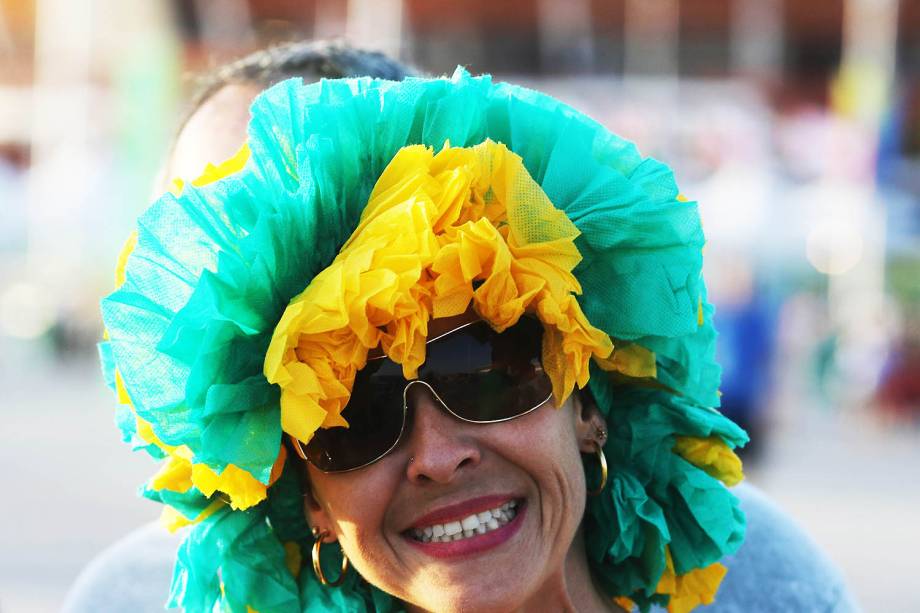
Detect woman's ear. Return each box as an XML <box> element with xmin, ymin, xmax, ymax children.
<box><xmin>302</xmin><ymin>477</ymin><xmax>339</xmax><ymax>541</ymax></box>
<box><xmin>572</xmin><ymin>388</ymin><xmax>608</xmax><ymax>454</ymax></box>
<box><xmin>290</xmin><ymin>448</ymin><xmax>338</xmax><ymax>541</ymax></box>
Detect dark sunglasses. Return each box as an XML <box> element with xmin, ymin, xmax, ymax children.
<box><xmin>289</xmin><ymin>316</ymin><xmax>552</xmax><ymax>472</ymax></box>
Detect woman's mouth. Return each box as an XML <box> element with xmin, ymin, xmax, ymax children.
<box><xmin>404</xmin><ymin>497</ymin><xmax>526</xmax><ymax>558</ymax></box>
<box><xmin>410</xmin><ymin>499</ymin><xmax>520</xmax><ymax>543</ymax></box>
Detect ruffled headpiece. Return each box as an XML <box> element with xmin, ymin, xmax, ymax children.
<box><xmin>100</xmin><ymin>68</ymin><xmax>747</xmax><ymax>613</ymax></box>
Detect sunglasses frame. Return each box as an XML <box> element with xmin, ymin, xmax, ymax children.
<box><xmin>289</xmin><ymin>318</ymin><xmax>553</xmax><ymax>473</ymax></box>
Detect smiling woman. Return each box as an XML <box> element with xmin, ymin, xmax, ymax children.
<box><xmin>293</xmin><ymin>298</ymin><xmax>611</xmax><ymax>610</ymax></box>
<box><xmin>304</xmin><ymin>387</ymin><xmax>608</xmax><ymax>612</ymax></box>
<box><xmin>99</xmin><ymin>61</ymin><xmax>747</xmax><ymax>613</ymax></box>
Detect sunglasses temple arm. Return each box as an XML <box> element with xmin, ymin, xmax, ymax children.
<box><xmin>289</xmin><ymin>434</ymin><xmax>309</xmax><ymax>460</ymax></box>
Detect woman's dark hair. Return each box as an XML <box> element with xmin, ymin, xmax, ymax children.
<box><xmin>180</xmin><ymin>39</ymin><xmax>418</xmax><ymax>132</ymax></box>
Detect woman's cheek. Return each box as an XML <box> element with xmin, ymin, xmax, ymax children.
<box><xmin>494</xmin><ymin>407</ymin><xmax>586</xmax><ymax>546</ymax></box>
<box><xmin>314</xmin><ymin>464</ymin><xmax>405</xmax><ymax>569</ymax></box>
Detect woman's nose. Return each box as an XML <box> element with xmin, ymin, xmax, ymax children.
<box><xmin>403</xmin><ymin>381</ymin><xmax>481</xmax><ymax>485</ymax></box>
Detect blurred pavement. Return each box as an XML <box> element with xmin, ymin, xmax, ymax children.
<box><xmin>747</xmin><ymin>404</ymin><xmax>920</xmax><ymax>613</ymax></box>
<box><xmin>0</xmin><ymin>342</ymin><xmax>158</xmax><ymax>613</ymax></box>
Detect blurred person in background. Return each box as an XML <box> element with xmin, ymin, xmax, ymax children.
<box><xmin>164</xmin><ymin>39</ymin><xmax>415</xmax><ymax>188</ymax></box>
<box><xmin>711</xmin><ymin>258</ymin><xmax>777</xmax><ymax>462</ymax></box>
<box><xmin>875</xmin><ymin>314</ymin><xmax>920</xmax><ymax>424</ymax></box>
<box><xmin>67</xmin><ymin>40</ymin><xmax>857</xmax><ymax>613</ymax></box>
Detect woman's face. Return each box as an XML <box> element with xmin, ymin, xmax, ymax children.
<box><xmin>305</xmin><ymin>368</ymin><xmax>604</xmax><ymax>612</ymax></box>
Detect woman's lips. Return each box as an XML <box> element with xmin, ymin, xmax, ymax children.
<box><xmin>404</xmin><ymin>496</ymin><xmax>526</xmax><ymax>559</ymax></box>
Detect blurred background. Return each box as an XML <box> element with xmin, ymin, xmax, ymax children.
<box><xmin>1</xmin><ymin>0</ymin><xmax>918</xmax><ymax>611</ymax></box>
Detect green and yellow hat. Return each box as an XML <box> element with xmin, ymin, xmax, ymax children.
<box><xmin>100</xmin><ymin>68</ymin><xmax>747</xmax><ymax>613</ymax></box>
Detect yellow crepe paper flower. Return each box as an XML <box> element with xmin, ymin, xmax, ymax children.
<box><xmin>673</xmin><ymin>436</ymin><xmax>744</xmax><ymax>487</ymax></box>
<box><xmin>283</xmin><ymin>541</ymin><xmax>303</xmax><ymax>578</ymax></box>
<box><xmin>170</xmin><ymin>142</ymin><xmax>252</xmax><ymax>196</ymax></box>
<box><xmin>151</xmin><ymin>453</ymin><xmax>195</xmax><ymax>493</ymax></box>
<box><xmin>265</xmin><ymin>139</ymin><xmax>614</xmax><ymax>447</ymax></box>
<box><xmin>114</xmin><ymin>232</ymin><xmax>138</xmax><ymax>287</ymax></box>
<box><xmin>656</xmin><ymin>547</ymin><xmax>727</xmax><ymax>613</ymax></box>
<box><xmin>593</xmin><ymin>342</ymin><xmax>658</xmax><ymax>379</ymax></box>
<box><xmin>161</xmin><ymin>499</ymin><xmax>225</xmax><ymax>534</ymax></box>
<box><xmin>192</xmin><ymin>143</ymin><xmax>251</xmax><ymax>187</ymax></box>
<box><xmin>189</xmin><ymin>446</ymin><xmax>288</xmax><ymax>510</ymax></box>
<box><xmin>142</xmin><ymin>424</ymin><xmax>288</xmax><ymax>511</ymax></box>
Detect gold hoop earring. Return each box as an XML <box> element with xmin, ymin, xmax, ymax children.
<box><xmin>312</xmin><ymin>529</ymin><xmax>350</xmax><ymax>587</ymax></box>
<box><xmin>587</xmin><ymin>442</ymin><xmax>608</xmax><ymax>497</ymax></box>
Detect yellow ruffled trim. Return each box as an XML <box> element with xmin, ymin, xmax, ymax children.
<box><xmin>265</xmin><ymin>139</ymin><xmax>614</xmax><ymax>445</ymax></box>
<box><xmin>617</xmin><ymin>544</ymin><xmax>729</xmax><ymax>612</ymax></box>
<box><xmin>673</xmin><ymin>436</ymin><xmax>744</xmax><ymax>487</ymax></box>
<box><xmin>170</xmin><ymin>142</ymin><xmax>251</xmax><ymax>197</ymax></box>
<box><xmin>118</xmin><ymin>345</ymin><xmax>273</xmax><ymax>509</ymax></box>
<box><xmin>283</xmin><ymin>541</ymin><xmax>302</xmax><ymax>578</ymax></box>
<box><xmin>677</xmin><ymin>195</ymin><xmax>707</xmax><ymax>329</ymax></box>
<box><xmin>115</xmin><ymin>231</ymin><xmax>138</xmax><ymax>287</ymax></box>
<box><xmin>188</xmin><ymin>446</ymin><xmax>288</xmax><ymax>511</ymax></box>
<box><xmin>656</xmin><ymin>548</ymin><xmax>727</xmax><ymax>613</ymax></box>
<box><xmin>218</xmin><ymin>584</ymin><xmax>262</xmax><ymax>613</ymax></box>
<box><xmin>151</xmin><ymin>452</ymin><xmax>194</xmax><ymax>493</ymax></box>
<box><xmin>141</xmin><ymin>431</ymin><xmax>285</xmax><ymax>510</ymax></box>
<box><xmin>594</xmin><ymin>342</ymin><xmax>657</xmax><ymax>379</ymax></box>
<box><xmin>193</xmin><ymin>143</ymin><xmax>250</xmax><ymax>187</ymax></box>
<box><xmin>160</xmin><ymin>498</ymin><xmax>225</xmax><ymax>533</ymax></box>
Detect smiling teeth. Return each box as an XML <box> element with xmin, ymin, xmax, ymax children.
<box><xmin>412</xmin><ymin>500</ymin><xmax>519</xmax><ymax>543</ymax></box>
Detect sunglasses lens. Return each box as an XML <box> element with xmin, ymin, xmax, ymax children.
<box><xmin>428</xmin><ymin>317</ymin><xmax>551</xmax><ymax>421</ymax></box>
<box><xmin>303</xmin><ymin>359</ymin><xmax>406</xmax><ymax>472</ymax></box>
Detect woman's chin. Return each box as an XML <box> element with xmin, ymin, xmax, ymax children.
<box><xmin>405</xmin><ymin>583</ymin><xmax>531</xmax><ymax>613</ymax></box>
